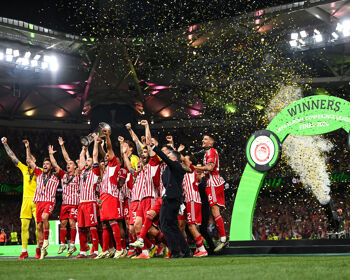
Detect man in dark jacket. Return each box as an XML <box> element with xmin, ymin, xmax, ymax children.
<box><xmin>151</xmin><ymin>144</ymin><xmax>191</xmax><ymax>258</ymax></box>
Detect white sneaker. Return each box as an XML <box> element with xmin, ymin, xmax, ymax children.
<box><xmin>40</xmin><ymin>248</ymin><xmax>48</xmax><ymax>260</ymax></box>
<box><xmin>214</xmin><ymin>240</ymin><xmax>228</xmax><ymax>252</ymax></box>
<box><xmin>42</xmin><ymin>240</ymin><xmax>49</xmax><ymax>250</ymax></box>
<box><xmin>129</xmin><ymin>239</ymin><xmax>144</xmax><ymax>248</ymax></box>
<box><xmin>57</xmin><ymin>244</ymin><xmax>67</xmax><ymax>254</ymax></box>
<box><xmin>107</xmin><ymin>248</ymin><xmax>116</xmax><ymax>258</ymax></box>
<box><xmin>95</xmin><ymin>251</ymin><xmax>110</xmax><ymax>259</ymax></box>
<box><xmin>114</xmin><ymin>249</ymin><xmax>127</xmax><ymax>259</ymax></box>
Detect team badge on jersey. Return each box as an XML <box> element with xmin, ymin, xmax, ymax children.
<box><xmin>246</xmin><ymin>130</ymin><xmax>281</xmax><ymax>172</ymax></box>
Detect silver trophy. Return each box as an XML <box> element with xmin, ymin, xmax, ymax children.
<box><xmin>80</xmin><ymin>122</ymin><xmax>112</xmax><ymax>146</ymax></box>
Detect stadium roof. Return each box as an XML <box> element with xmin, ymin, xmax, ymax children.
<box><xmin>0</xmin><ymin>0</ymin><xmax>349</xmax><ymax>128</ymax></box>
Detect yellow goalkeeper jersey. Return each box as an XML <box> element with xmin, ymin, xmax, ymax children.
<box><xmin>17</xmin><ymin>162</ymin><xmax>38</xmax><ymax>199</ymax></box>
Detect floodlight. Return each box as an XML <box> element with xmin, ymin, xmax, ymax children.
<box><xmin>5</xmin><ymin>55</ymin><xmax>13</xmax><ymax>62</ymax></box>
<box><xmin>33</xmin><ymin>55</ymin><xmax>40</xmax><ymax>60</ymax></box>
<box><xmin>5</xmin><ymin>48</ymin><xmax>12</xmax><ymax>55</ymax></box>
<box><xmin>43</xmin><ymin>55</ymin><xmax>51</xmax><ymax>62</ymax></box>
<box><xmin>300</xmin><ymin>30</ymin><xmax>307</xmax><ymax>38</ymax></box>
<box><xmin>13</xmin><ymin>50</ymin><xmax>20</xmax><ymax>57</ymax></box>
<box><xmin>49</xmin><ymin>56</ymin><xmax>59</xmax><ymax>72</ymax></box>
<box><xmin>41</xmin><ymin>61</ymin><xmax>48</xmax><ymax>70</ymax></box>
<box><xmin>314</xmin><ymin>34</ymin><xmax>323</xmax><ymax>42</ymax></box>
<box><xmin>0</xmin><ymin>53</ymin><xmax>4</xmax><ymax>60</ymax></box>
<box><xmin>331</xmin><ymin>32</ymin><xmax>339</xmax><ymax>39</ymax></box>
<box><xmin>291</xmin><ymin>33</ymin><xmax>299</xmax><ymax>40</ymax></box>
<box><xmin>336</xmin><ymin>23</ymin><xmax>343</xmax><ymax>32</ymax></box>
<box><xmin>289</xmin><ymin>40</ymin><xmax>298</xmax><ymax>47</ymax></box>
<box><xmin>31</xmin><ymin>60</ymin><xmax>38</xmax><ymax>67</ymax></box>
<box><xmin>22</xmin><ymin>58</ymin><xmax>29</xmax><ymax>66</ymax></box>
<box><xmin>24</xmin><ymin>52</ymin><xmax>31</xmax><ymax>59</ymax></box>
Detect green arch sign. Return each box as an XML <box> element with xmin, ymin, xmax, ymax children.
<box><xmin>229</xmin><ymin>95</ymin><xmax>350</xmax><ymax>241</ymax></box>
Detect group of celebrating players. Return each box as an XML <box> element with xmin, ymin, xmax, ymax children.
<box><xmin>1</xmin><ymin>120</ymin><xmax>228</xmax><ymax>260</ymax></box>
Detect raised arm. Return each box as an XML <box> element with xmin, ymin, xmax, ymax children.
<box><xmin>166</xmin><ymin>136</ymin><xmax>175</xmax><ymax>149</ymax></box>
<box><xmin>58</xmin><ymin>137</ymin><xmax>71</xmax><ymax>163</ymax></box>
<box><xmin>152</xmin><ymin>145</ymin><xmax>185</xmax><ymax>174</ymax></box>
<box><xmin>22</xmin><ymin>139</ymin><xmax>33</xmax><ymax>161</ymax></box>
<box><xmin>85</xmin><ymin>147</ymin><xmax>90</xmax><ymax>160</ymax></box>
<box><xmin>92</xmin><ymin>133</ymin><xmax>99</xmax><ymax>164</ymax></box>
<box><xmin>1</xmin><ymin>137</ymin><xmax>20</xmax><ymax>166</ymax></box>
<box><xmin>126</xmin><ymin>123</ymin><xmax>143</xmax><ymax>147</ymax></box>
<box><xmin>98</xmin><ymin>138</ymin><xmax>106</xmax><ymax>159</ymax></box>
<box><xmin>101</xmin><ymin>126</ymin><xmax>115</xmax><ymax>158</ymax></box>
<box><xmin>79</xmin><ymin>146</ymin><xmax>87</xmax><ymax>170</ymax></box>
<box><xmin>140</xmin><ymin>120</ymin><xmax>155</xmax><ymax>157</ymax></box>
<box><xmin>121</xmin><ymin>142</ymin><xmax>135</xmax><ymax>174</ymax></box>
<box><xmin>26</xmin><ymin>156</ymin><xmax>36</xmax><ymax>170</ymax></box>
<box><xmin>118</xmin><ymin>136</ymin><xmax>124</xmax><ymax>158</ymax></box>
<box><xmin>48</xmin><ymin>145</ymin><xmax>60</xmax><ymax>173</ymax></box>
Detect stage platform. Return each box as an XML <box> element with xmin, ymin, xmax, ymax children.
<box><xmin>224</xmin><ymin>239</ymin><xmax>350</xmax><ymax>255</ymax></box>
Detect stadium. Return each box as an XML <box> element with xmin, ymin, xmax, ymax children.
<box><xmin>0</xmin><ymin>0</ymin><xmax>349</xmax><ymax>279</ymax></box>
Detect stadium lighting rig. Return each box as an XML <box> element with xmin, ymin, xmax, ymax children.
<box><xmin>289</xmin><ymin>19</ymin><xmax>350</xmax><ymax>51</ymax></box>
<box><xmin>0</xmin><ymin>47</ymin><xmax>59</xmax><ymax>72</ymax></box>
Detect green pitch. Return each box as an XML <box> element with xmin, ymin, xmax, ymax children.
<box><xmin>1</xmin><ymin>255</ymin><xmax>350</xmax><ymax>280</ymax></box>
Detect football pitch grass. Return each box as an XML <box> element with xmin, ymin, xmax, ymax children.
<box><xmin>1</xmin><ymin>255</ymin><xmax>350</xmax><ymax>280</ymax></box>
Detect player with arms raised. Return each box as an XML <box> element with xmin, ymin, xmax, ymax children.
<box><xmin>74</xmin><ymin>134</ymin><xmax>100</xmax><ymax>258</ymax></box>
<box><xmin>95</xmin><ymin>126</ymin><xmax>126</xmax><ymax>259</ymax></box>
<box><xmin>1</xmin><ymin>138</ymin><xmax>41</xmax><ymax>259</ymax></box>
<box><xmin>27</xmin><ymin>148</ymin><xmax>60</xmax><ymax>259</ymax></box>
<box><xmin>48</xmin><ymin>142</ymin><xmax>79</xmax><ymax>257</ymax></box>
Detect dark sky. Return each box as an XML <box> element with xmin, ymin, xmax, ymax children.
<box><xmin>1</xmin><ymin>0</ymin><xmax>294</xmax><ymax>36</ymax></box>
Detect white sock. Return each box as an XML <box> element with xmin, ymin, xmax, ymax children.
<box><xmin>94</xmin><ymin>251</ymin><xmax>98</xmax><ymax>254</ymax></box>
<box><xmin>139</xmin><ymin>238</ymin><xmax>144</xmax><ymax>243</ymax></box>
<box><xmin>142</xmin><ymin>249</ymin><xmax>149</xmax><ymax>256</ymax></box>
<box><xmin>22</xmin><ymin>248</ymin><xmax>27</xmax><ymax>253</ymax></box>
<box><xmin>81</xmin><ymin>251</ymin><xmax>87</xmax><ymax>256</ymax></box>
<box><xmin>220</xmin><ymin>236</ymin><xmax>226</xmax><ymax>243</ymax></box>
<box><xmin>198</xmin><ymin>245</ymin><xmax>205</xmax><ymax>252</ymax></box>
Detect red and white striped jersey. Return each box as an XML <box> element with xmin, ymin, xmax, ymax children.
<box><xmin>57</xmin><ymin>169</ymin><xmax>80</xmax><ymax>205</ymax></box>
<box><xmin>33</xmin><ymin>167</ymin><xmax>60</xmax><ymax>203</ymax></box>
<box><xmin>203</xmin><ymin>147</ymin><xmax>225</xmax><ymax>188</ymax></box>
<box><xmin>183</xmin><ymin>165</ymin><xmax>201</xmax><ymax>203</ymax></box>
<box><xmin>117</xmin><ymin>167</ymin><xmax>127</xmax><ymax>201</ymax></box>
<box><xmin>79</xmin><ymin>167</ymin><xmax>100</xmax><ymax>202</ymax></box>
<box><xmin>140</xmin><ymin>155</ymin><xmax>160</xmax><ymax>199</ymax></box>
<box><xmin>121</xmin><ymin>169</ymin><xmax>133</xmax><ymax>201</ymax></box>
<box><xmin>100</xmin><ymin>156</ymin><xmax>120</xmax><ymax>198</ymax></box>
<box><xmin>131</xmin><ymin>170</ymin><xmax>144</xmax><ymax>202</ymax></box>
<box><xmin>95</xmin><ymin>181</ymin><xmax>101</xmax><ymax>203</ymax></box>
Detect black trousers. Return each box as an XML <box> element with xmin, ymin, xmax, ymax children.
<box><xmin>160</xmin><ymin>197</ymin><xmax>189</xmax><ymax>255</ymax></box>
<box><xmin>198</xmin><ymin>182</ymin><xmax>216</xmax><ymax>253</ymax></box>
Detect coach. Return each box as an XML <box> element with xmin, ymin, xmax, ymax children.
<box><xmin>151</xmin><ymin>144</ymin><xmax>191</xmax><ymax>258</ymax></box>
